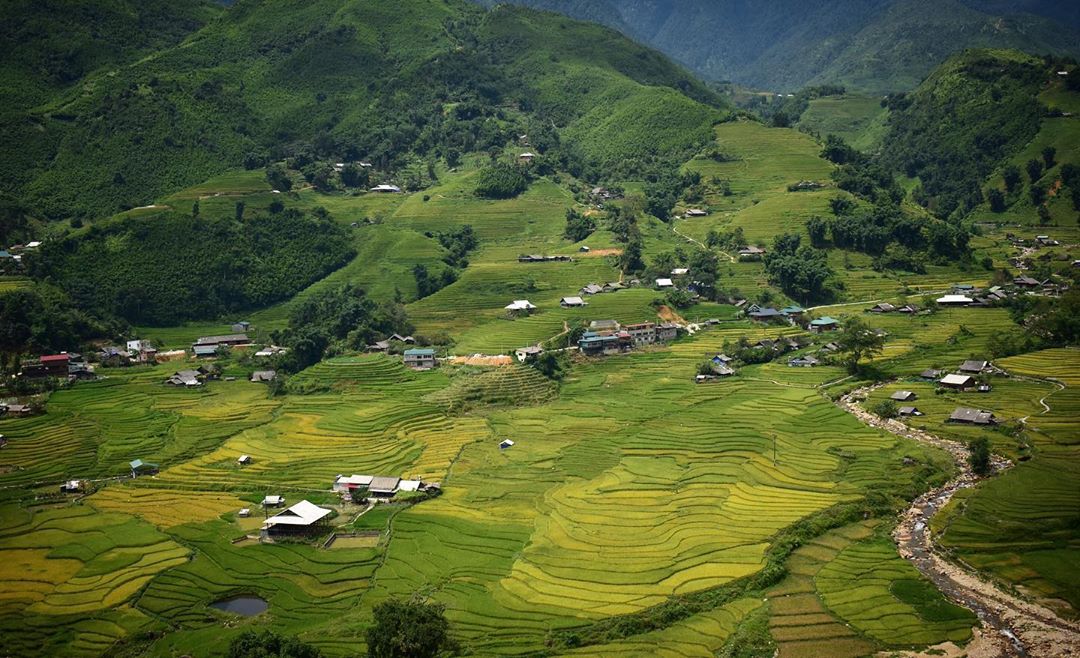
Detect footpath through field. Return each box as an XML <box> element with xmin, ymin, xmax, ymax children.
<box><xmin>836</xmin><ymin>383</ymin><xmax>1080</xmax><ymax>658</ymax></box>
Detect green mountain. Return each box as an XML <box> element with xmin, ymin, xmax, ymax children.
<box><xmin>474</xmin><ymin>0</ymin><xmax>1080</xmax><ymax>92</ymax></box>
<box><xmin>879</xmin><ymin>48</ymin><xmax>1052</xmax><ymax>217</ymax></box>
<box><xmin>0</xmin><ymin>0</ymin><xmax>725</xmax><ymax>221</ymax></box>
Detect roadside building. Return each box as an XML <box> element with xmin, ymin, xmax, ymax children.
<box><xmin>657</xmin><ymin>323</ymin><xmax>678</xmax><ymax>342</ymax></box>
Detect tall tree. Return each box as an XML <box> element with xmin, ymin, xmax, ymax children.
<box><xmin>835</xmin><ymin>316</ymin><xmax>886</xmax><ymax>373</ymax></box>
<box><xmin>366</xmin><ymin>598</ymin><xmax>456</xmax><ymax>658</ymax></box>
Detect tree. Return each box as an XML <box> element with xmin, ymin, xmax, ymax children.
<box><xmin>987</xmin><ymin>188</ymin><xmax>1005</xmax><ymax>213</ymax></box>
<box><xmin>835</xmin><ymin>316</ymin><xmax>886</xmax><ymax>373</ymax></box>
<box><xmin>1030</xmin><ymin>184</ymin><xmax>1046</xmax><ymax>206</ymax></box>
<box><xmin>341</xmin><ymin>164</ymin><xmax>369</xmax><ymax>188</ymax></box>
<box><xmin>235</xmin><ymin>201</ymin><xmax>246</xmax><ymax>222</ymax></box>
<box><xmin>267</xmin><ymin>164</ymin><xmax>293</xmax><ymax>192</ymax></box>
<box><xmin>530</xmin><ymin>351</ymin><xmax>568</xmax><ymax>381</ymax></box>
<box><xmin>474</xmin><ymin>163</ymin><xmax>527</xmax><ymax>199</ymax></box>
<box><xmin>806</xmin><ymin>215</ymin><xmax>828</xmax><ymax>246</ymax></box>
<box><xmin>1026</xmin><ymin>158</ymin><xmax>1043</xmax><ymax>183</ymax></box>
<box><xmin>1042</xmin><ymin>146</ymin><xmax>1056</xmax><ymax>170</ymax></box>
<box><xmin>821</xmin><ymin>134</ymin><xmax>860</xmax><ymax>165</ymax></box>
<box><xmin>829</xmin><ymin>196</ymin><xmax>855</xmax><ymax>216</ymax></box>
<box><xmin>366</xmin><ymin>598</ymin><xmax>456</xmax><ymax>658</ymax></box>
<box><xmin>228</xmin><ymin>630</ymin><xmax>322</xmax><ymax>658</ymax></box>
<box><xmin>969</xmin><ymin>437</ymin><xmax>991</xmax><ymax>476</ymax></box>
<box><xmin>192</xmin><ymin>200</ymin><xmax>200</xmax><ymax>217</ymax></box>
<box><xmin>871</xmin><ymin>399</ymin><xmax>898</xmax><ymax>419</ymax></box>
<box><xmin>563</xmin><ymin>208</ymin><xmax>595</xmax><ymax>242</ymax></box>
<box><xmin>1002</xmin><ymin>165</ymin><xmax>1021</xmax><ymax>194</ymax></box>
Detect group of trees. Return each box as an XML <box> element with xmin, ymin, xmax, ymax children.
<box><xmin>762</xmin><ymin>233</ymin><xmax>836</xmax><ymax>304</ymax></box>
<box><xmin>474</xmin><ymin>162</ymin><xmax>529</xmax><ymax>199</ymax></box>
<box><xmin>643</xmin><ymin>168</ymin><xmax>700</xmax><ymax>221</ymax></box>
<box><xmin>29</xmin><ymin>210</ymin><xmax>355</xmax><ymax>326</ymax></box>
<box><xmin>563</xmin><ymin>208</ymin><xmax>595</xmax><ymax>242</ymax></box>
<box><xmin>272</xmin><ymin>285</ymin><xmax>412</xmax><ymax>372</ymax></box>
<box><xmin>806</xmin><ymin>202</ymin><xmax>970</xmax><ymax>269</ymax></box>
<box><xmin>227</xmin><ymin>597</ymin><xmax>456</xmax><ymax>658</ymax></box>
<box><xmin>0</xmin><ymin>286</ymin><xmax>121</xmax><ymax>374</ymax></box>
<box><xmin>604</xmin><ymin>199</ymin><xmax>646</xmax><ymax>274</ymax></box>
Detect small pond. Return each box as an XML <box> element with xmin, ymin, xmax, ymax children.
<box><xmin>210</xmin><ymin>595</ymin><xmax>268</xmax><ymax>616</ymax></box>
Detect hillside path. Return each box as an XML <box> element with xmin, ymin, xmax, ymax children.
<box><xmin>836</xmin><ymin>384</ymin><xmax>1080</xmax><ymax>658</ymax></box>
<box><xmin>671</xmin><ymin>220</ymin><xmax>735</xmax><ymax>262</ymax></box>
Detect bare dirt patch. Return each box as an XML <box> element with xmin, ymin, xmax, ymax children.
<box><xmin>578</xmin><ymin>248</ymin><xmax>622</xmax><ymax>257</ymax></box>
<box><xmin>446</xmin><ymin>355</ymin><xmax>514</xmax><ymax>366</ymax></box>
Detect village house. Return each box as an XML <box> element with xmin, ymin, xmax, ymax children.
<box><xmin>789</xmin><ymin>355</ymin><xmax>819</xmax><ymax>367</ymax></box>
<box><xmin>519</xmin><ymin>254</ymin><xmax>571</xmax><ymax>263</ymax></box>
<box><xmin>254</xmin><ymin>345</ymin><xmax>287</xmax><ymax>358</ymax></box>
<box><xmin>578</xmin><ymin>331</ymin><xmax>630</xmax><ymax>356</ymax></box>
<box><xmin>515</xmin><ymin>346</ymin><xmax>543</xmax><ymax>363</ymax></box>
<box><xmin>898</xmin><ymin>406</ymin><xmax>923</xmax><ymax>417</ymax></box>
<box><xmin>684</xmin><ymin>209</ymin><xmax>708</xmax><ymax>217</ymax></box>
<box><xmin>59</xmin><ymin>480</ymin><xmax>84</xmax><ymax>494</ymax></box>
<box><xmin>194</xmin><ymin>334</ymin><xmax>249</xmax><ymax>348</ymax></box>
<box><xmin>369</xmin><ymin>184</ymin><xmax>402</xmax><ymax>193</ymax></box>
<box><xmin>261</xmin><ymin>500</ymin><xmax>332</xmax><ymax>539</ymax></box>
<box><xmin>712</xmin><ymin>354</ymin><xmax>734</xmax><ymax>365</ymax></box>
<box><xmin>580</xmin><ymin>283</ymin><xmax>604</xmax><ymax>295</ymax></box>
<box><xmin>98</xmin><ymin>346</ymin><xmax>130</xmax><ymax>368</ymax></box>
<box><xmin>602</xmin><ymin>282</ymin><xmax>625</xmax><ymax>293</ymax></box>
<box><xmin>505</xmin><ymin>300</ymin><xmax>537</xmax><ymax>314</ymax></box>
<box><xmin>939</xmin><ymin>374</ymin><xmax>975</xmax><ymax>390</ymax></box>
<box><xmin>24</xmin><ymin>353</ymin><xmax>72</xmax><ymax>378</ymax></box>
<box><xmin>958</xmin><ymin>360</ymin><xmax>990</xmax><ymax>374</ymax></box>
<box><xmin>748</xmin><ymin>306</ymin><xmax>784</xmax><ymax>321</ymax></box>
<box><xmin>237</xmin><ymin>455</ymin><xmax>252</xmax><ymax>465</ymax></box>
<box><xmin>519</xmin><ymin>152</ymin><xmax>536</xmax><ymax>162</ymax></box>
<box><xmin>165</xmin><ymin>370</ymin><xmax>204</xmax><ymax>387</ymax></box>
<box><xmin>869</xmin><ymin>303</ymin><xmax>896</xmax><ymax>313</ymax></box>
<box><xmin>655</xmin><ymin>278</ymin><xmax>674</xmax><ymax>289</ymax></box>
<box><xmin>499</xmin><ymin>439</ymin><xmax>515</xmax><ymax>449</ymax></box>
<box><xmin>403</xmin><ymin>348</ymin><xmax>437</xmax><ymax>370</ymax></box>
<box><xmin>1014</xmin><ymin>276</ymin><xmax>1040</xmax><ymax>288</ymax></box>
<box><xmin>948</xmin><ymin>408</ymin><xmax>997</xmax><ymax>425</ymax></box>
<box><xmin>579</xmin><ymin>245</ymin><xmax>591</xmax><ymax>253</ymax></box>
<box><xmin>624</xmin><ymin>322</ymin><xmax>658</xmax><ymax>346</ymax></box>
<box><xmin>231</xmin><ymin>321</ymin><xmax>252</xmax><ymax>333</ymax></box>
<box><xmin>560</xmin><ymin>296</ymin><xmax>587</xmax><ymax>308</ymax></box>
<box><xmin>781</xmin><ymin>306</ymin><xmax>805</xmax><ymax>317</ymax></box>
<box><xmin>897</xmin><ymin>304</ymin><xmax>919</xmax><ymax>314</ymax></box>
<box><xmin>1</xmin><ymin>404</ymin><xmax>34</xmax><ymax>418</ymax></box>
<box><xmin>657</xmin><ymin>323</ymin><xmax>678</xmax><ymax>342</ymax></box>
<box><xmin>250</xmin><ymin>370</ymin><xmax>277</xmax><ymax>383</ymax></box>
<box><xmin>590</xmin><ymin>320</ymin><xmax>620</xmax><ymax>332</ymax></box>
<box><xmin>671</xmin><ymin>268</ymin><xmax>689</xmax><ymax>277</ymax></box>
<box><xmin>262</xmin><ymin>495</ymin><xmax>285</xmax><ymax>508</ymax></box>
<box><xmin>890</xmin><ymin>390</ymin><xmax>917</xmax><ymax>402</ymax></box>
<box><xmin>808</xmin><ymin>317</ymin><xmax>839</xmax><ymax>333</ymax></box>
<box><xmin>920</xmin><ymin>368</ymin><xmax>944</xmax><ymax>380</ymax></box>
<box><xmin>389</xmin><ymin>334</ymin><xmax>416</xmax><ymax>344</ymax></box>
<box><xmin>367</xmin><ymin>340</ymin><xmax>391</xmax><ymax>352</ymax></box>
<box><xmin>333</xmin><ymin>474</ymin><xmax>373</xmax><ymax>493</ymax></box>
<box><xmin>738</xmin><ymin>246</ymin><xmax>766</xmax><ymax>260</ymax></box>
<box><xmin>130</xmin><ymin>459</ymin><xmax>158</xmax><ymax>477</ymax></box>
<box><xmin>369</xmin><ymin>476</ymin><xmax>402</xmax><ymax>497</ymax></box>
<box><xmin>936</xmin><ymin>294</ymin><xmax>974</xmax><ymax>306</ymax></box>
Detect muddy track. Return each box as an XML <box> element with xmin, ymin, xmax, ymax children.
<box><xmin>836</xmin><ymin>384</ymin><xmax>1080</xmax><ymax>658</ymax></box>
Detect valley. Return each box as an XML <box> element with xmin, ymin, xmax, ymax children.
<box><xmin>0</xmin><ymin>3</ymin><xmax>1078</xmax><ymax>658</ymax></box>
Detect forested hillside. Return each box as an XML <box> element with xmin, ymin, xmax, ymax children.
<box><xmin>474</xmin><ymin>0</ymin><xmax>1080</xmax><ymax>92</ymax></box>
<box><xmin>880</xmin><ymin>49</ymin><xmax>1050</xmax><ymax>217</ymax></box>
<box><xmin>29</xmin><ymin>211</ymin><xmax>354</xmax><ymax>326</ymax></box>
<box><xmin>1</xmin><ymin>0</ymin><xmax>725</xmax><ymax>222</ymax></box>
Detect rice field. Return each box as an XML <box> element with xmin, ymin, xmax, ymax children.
<box><xmin>2</xmin><ymin>114</ymin><xmax>1076</xmax><ymax>657</ymax></box>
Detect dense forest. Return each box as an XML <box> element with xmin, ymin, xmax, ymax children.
<box><xmin>29</xmin><ymin>211</ymin><xmax>354</xmax><ymax>326</ymax></box>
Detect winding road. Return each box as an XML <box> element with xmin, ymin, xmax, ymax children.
<box><xmin>836</xmin><ymin>384</ymin><xmax>1080</xmax><ymax>658</ymax></box>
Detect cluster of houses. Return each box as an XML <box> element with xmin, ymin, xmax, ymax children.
<box><xmin>365</xmin><ymin>334</ymin><xmax>437</xmax><ymax>370</ymax></box>
<box><xmin>0</xmin><ymin>240</ymin><xmax>41</xmax><ymax>270</ymax></box>
<box><xmin>578</xmin><ymin>320</ymin><xmax>679</xmax><ymax>356</ymax></box>
<box><xmin>937</xmin><ymin>273</ymin><xmax>1070</xmax><ymax>307</ymax></box>
<box><xmin>743</xmin><ymin>305</ymin><xmax>845</xmax><ymax>334</ymax></box>
<box><xmin>518</xmin><ymin>254</ymin><xmax>573</xmax><ymax>263</ymax></box>
<box><xmin>883</xmin><ymin>387</ymin><xmax>997</xmax><ymax>426</ymax></box>
<box><xmin>332</xmin><ymin>474</ymin><xmax>440</xmax><ymax>499</ymax></box>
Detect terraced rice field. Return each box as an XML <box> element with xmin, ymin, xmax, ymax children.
<box><xmin>931</xmin><ymin>348</ymin><xmax>1080</xmax><ymax>613</ymax></box>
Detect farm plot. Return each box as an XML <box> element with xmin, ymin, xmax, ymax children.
<box><xmin>815</xmin><ymin>537</ymin><xmax>975</xmax><ymax>646</ymax></box>
<box><xmin>0</xmin><ymin>504</ymin><xmax>187</xmax><ymax>656</ymax></box>
<box><xmin>363</xmin><ymin>341</ymin><xmax>953</xmax><ymax>655</ymax></box>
